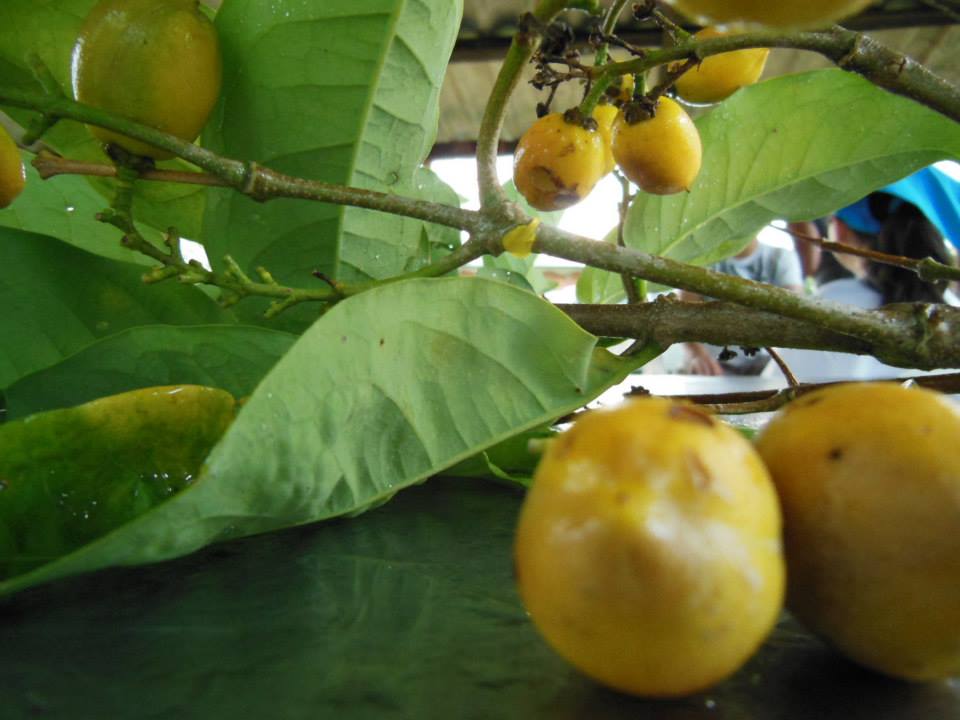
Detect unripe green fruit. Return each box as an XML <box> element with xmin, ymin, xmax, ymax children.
<box><xmin>71</xmin><ymin>0</ymin><xmax>222</xmax><ymax>160</ymax></box>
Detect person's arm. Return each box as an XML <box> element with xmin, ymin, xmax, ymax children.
<box><xmin>788</xmin><ymin>221</ymin><xmax>822</xmax><ymax>279</ymax></box>
<box><xmin>683</xmin><ymin>342</ymin><xmax>725</xmax><ymax>376</ymax></box>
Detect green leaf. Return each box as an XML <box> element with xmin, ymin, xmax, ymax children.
<box><xmin>202</xmin><ymin>0</ymin><xmax>463</xmax><ymax>332</ymax></box>
<box><xmin>0</xmin><ymin>227</ymin><xmax>231</xmax><ymax>389</ymax></box>
<box><xmin>411</xmin><ymin>166</ymin><xmax>462</xmax><ymax>267</ymax></box>
<box><xmin>0</xmin><ymin>149</ymin><xmax>157</xmax><ymax>263</ymax></box>
<box><xmin>624</xmin><ymin>69</ymin><xmax>960</xmax><ymax>265</ymax></box>
<box><xmin>0</xmin><ymin>277</ymin><xmax>642</xmax><ymax>596</ymax></box>
<box><xmin>0</xmin><ymin>386</ymin><xmax>237</xmax><ymax>580</ymax></box>
<box><xmin>3</xmin><ymin>324</ymin><xmax>295</xmax><ymax>421</ymax></box>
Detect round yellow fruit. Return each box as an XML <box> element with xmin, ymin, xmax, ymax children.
<box><xmin>71</xmin><ymin>0</ymin><xmax>222</xmax><ymax>160</ymax></box>
<box><xmin>664</xmin><ymin>0</ymin><xmax>873</xmax><ymax>29</ymax></box>
<box><xmin>612</xmin><ymin>97</ymin><xmax>702</xmax><ymax>194</ymax></box>
<box><xmin>756</xmin><ymin>383</ymin><xmax>960</xmax><ymax>681</ymax></box>
<box><xmin>592</xmin><ymin>104</ymin><xmax>619</xmax><ymax>176</ymax></box>
<box><xmin>673</xmin><ymin>28</ymin><xmax>769</xmax><ymax>104</ymax></box>
<box><xmin>0</xmin><ymin>125</ymin><xmax>26</xmax><ymax>209</ymax></box>
<box><xmin>513</xmin><ymin>112</ymin><xmax>607</xmax><ymax>211</ymax></box>
<box><xmin>515</xmin><ymin>397</ymin><xmax>785</xmax><ymax>697</ymax></box>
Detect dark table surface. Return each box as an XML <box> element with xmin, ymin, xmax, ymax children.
<box><xmin>2</xmin><ymin>477</ymin><xmax>958</xmax><ymax>720</ymax></box>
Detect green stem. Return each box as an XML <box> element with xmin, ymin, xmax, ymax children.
<box><xmin>475</xmin><ymin>0</ymin><xmax>570</xmax><ymax>208</ymax></box>
<box><xmin>596</xmin><ymin>28</ymin><xmax>960</xmax><ymax>123</ymax></box>
<box><xmin>0</xmin><ymin>89</ymin><xmax>483</xmax><ymax>235</ymax></box>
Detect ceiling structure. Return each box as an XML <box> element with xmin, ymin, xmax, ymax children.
<box><xmin>434</xmin><ymin>0</ymin><xmax>960</xmax><ymax>155</ymax></box>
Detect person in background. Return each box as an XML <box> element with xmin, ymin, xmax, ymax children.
<box><xmin>684</xmin><ymin>235</ymin><xmax>804</xmax><ymax>375</ymax></box>
<box><xmin>775</xmin><ymin>165</ymin><xmax>960</xmax><ymax>381</ymax></box>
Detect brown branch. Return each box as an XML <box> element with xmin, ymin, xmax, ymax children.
<box><xmin>32</xmin><ymin>151</ymin><xmax>230</xmax><ymax>186</ymax></box>
<box><xmin>648</xmin><ymin>371</ymin><xmax>960</xmax><ymax>415</ymax></box>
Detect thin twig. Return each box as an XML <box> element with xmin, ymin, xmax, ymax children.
<box><xmin>786</xmin><ymin>226</ymin><xmax>960</xmax><ymax>282</ymax></box>
<box><xmin>766</xmin><ymin>346</ymin><xmax>799</xmax><ymax>387</ymax></box>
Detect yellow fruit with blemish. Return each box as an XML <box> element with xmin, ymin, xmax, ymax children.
<box><xmin>612</xmin><ymin>97</ymin><xmax>702</xmax><ymax>194</ymax></box>
<box><xmin>756</xmin><ymin>383</ymin><xmax>960</xmax><ymax>681</ymax></box>
<box><xmin>0</xmin><ymin>126</ymin><xmax>26</xmax><ymax>209</ymax></box>
<box><xmin>664</xmin><ymin>0</ymin><xmax>873</xmax><ymax>29</ymax></box>
<box><xmin>673</xmin><ymin>28</ymin><xmax>769</xmax><ymax>104</ymax></box>
<box><xmin>515</xmin><ymin>397</ymin><xmax>785</xmax><ymax>697</ymax></box>
<box><xmin>71</xmin><ymin>0</ymin><xmax>222</xmax><ymax>160</ymax></box>
<box><xmin>513</xmin><ymin>112</ymin><xmax>607</xmax><ymax>211</ymax></box>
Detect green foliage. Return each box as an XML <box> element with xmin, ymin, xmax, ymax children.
<box><xmin>0</xmin><ymin>278</ymin><xmax>642</xmax><ymax>596</ymax></box>
<box><xmin>3</xmin><ymin>324</ymin><xmax>295</xmax><ymax>420</ymax></box>
<box><xmin>0</xmin><ymin>1</ymin><xmax>958</xmax><ymax>597</ymax></box>
<box><xmin>0</xmin><ymin>227</ymin><xmax>230</xmax><ymax>389</ymax></box>
<box><xmin>201</xmin><ymin>0</ymin><xmax>464</xmax><ymax>331</ymax></box>
<box><xmin>0</xmin><ymin>150</ymin><xmax>159</xmax><ymax>262</ymax></box>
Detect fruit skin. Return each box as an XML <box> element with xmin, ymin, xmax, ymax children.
<box><xmin>515</xmin><ymin>397</ymin><xmax>785</xmax><ymax>697</ymax></box>
<box><xmin>665</xmin><ymin>0</ymin><xmax>873</xmax><ymax>29</ymax></box>
<box><xmin>592</xmin><ymin>104</ymin><xmax>619</xmax><ymax>176</ymax></box>
<box><xmin>0</xmin><ymin>126</ymin><xmax>26</xmax><ymax>209</ymax></box>
<box><xmin>756</xmin><ymin>383</ymin><xmax>960</xmax><ymax>681</ymax></box>
<box><xmin>71</xmin><ymin>0</ymin><xmax>222</xmax><ymax>160</ymax></box>
<box><xmin>513</xmin><ymin>112</ymin><xmax>607</xmax><ymax>211</ymax></box>
<box><xmin>612</xmin><ymin>97</ymin><xmax>702</xmax><ymax>194</ymax></box>
<box><xmin>673</xmin><ymin>28</ymin><xmax>769</xmax><ymax>104</ymax></box>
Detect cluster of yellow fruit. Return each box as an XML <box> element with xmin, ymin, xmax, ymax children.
<box><xmin>513</xmin><ymin>28</ymin><xmax>769</xmax><ymax>211</ymax></box>
<box><xmin>515</xmin><ymin>383</ymin><xmax>960</xmax><ymax>697</ymax></box>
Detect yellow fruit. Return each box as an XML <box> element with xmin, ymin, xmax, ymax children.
<box><xmin>0</xmin><ymin>126</ymin><xmax>26</xmax><ymax>209</ymax></box>
<box><xmin>673</xmin><ymin>28</ymin><xmax>769</xmax><ymax>104</ymax></box>
<box><xmin>756</xmin><ymin>383</ymin><xmax>960</xmax><ymax>681</ymax></box>
<box><xmin>592</xmin><ymin>104</ymin><xmax>619</xmax><ymax>176</ymax></box>
<box><xmin>513</xmin><ymin>112</ymin><xmax>607</xmax><ymax>211</ymax></box>
<box><xmin>515</xmin><ymin>397</ymin><xmax>785</xmax><ymax>697</ymax></box>
<box><xmin>664</xmin><ymin>0</ymin><xmax>873</xmax><ymax>29</ymax></box>
<box><xmin>612</xmin><ymin>97</ymin><xmax>702</xmax><ymax>194</ymax></box>
<box><xmin>71</xmin><ymin>0</ymin><xmax>222</xmax><ymax>160</ymax></box>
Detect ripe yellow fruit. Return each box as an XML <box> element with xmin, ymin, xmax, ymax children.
<box><xmin>0</xmin><ymin>126</ymin><xmax>26</xmax><ymax>209</ymax></box>
<box><xmin>592</xmin><ymin>104</ymin><xmax>619</xmax><ymax>176</ymax></box>
<box><xmin>612</xmin><ymin>97</ymin><xmax>702</xmax><ymax>194</ymax></box>
<box><xmin>71</xmin><ymin>0</ymin><xmax>222</xmax><ymax>160</ymax></box>
<box><xmin>515</xmin><ymin>397</ymin><xmax>785</xmax><ymax>697</ymax></box>
<box><xmin>673</xmin><ymin>28</ymin><xmax>769</xmax><ymax>104</ymax></box>
<box><xmin>664</xmin><ymin>0</ymin><xmax>873</xmax><ymax>29</ymax></box>
<box><xmin>756</xmin><ymin>383</ymin><xmax>960</xmax><ymax>681</ymax></box>
<box><xmin>513</xmin><ymin>112</ymin><xmax>607</xmax><ymax>211</ymax></box>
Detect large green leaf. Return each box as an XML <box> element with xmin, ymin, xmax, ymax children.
<box><xmin>0</xmin><ymin>386</ymin><xmax>237</xmax><ymax>580</ymax></box>
<box><xmin>202</xmin><ymin>0</ymin><xmax>463</xmax><ymax>331</ymax></box>
<box><xmin>0</xmin><ymin>277</ymin><xmax>642</xmax><ymax>596</ymax></box>
<box><xmin>0</xmin><ymin>0</ymin><xmax>209</xmax><ymax>241</ymax></box>
<box><xmin>623</xmin><ymin>69</ymin><xmax>960</xmax><ymax>266</ymax></box>
<box><xmin>0</xmin><ymin>227</ymin><xmax>231</xmax><ymax>388</ymax></box>
<box><xmin>3</xmin><ymin>324</ymin><xmax>296</xmax><ymax>421</ymax></box>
